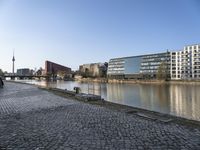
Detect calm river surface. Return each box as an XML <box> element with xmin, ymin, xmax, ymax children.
<box><xmin>16</xmin><ymin>80</ymin><xmax>200</xmax><ymax>121</ymax></box>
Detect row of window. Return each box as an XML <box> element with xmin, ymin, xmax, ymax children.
<box><xmin>179</xmin><ymin>71</ymin><xmax>200</xmax><ymax>74</ymax></box>
<box><xmin>108</xmin><ymin>68</ymin><xmax>124</xmax><ymax>71</ymax></box>
<box><xmin>181</xmin><ymin>54</ymin><xmax>200</xmax><ymax>57</ymax></box>
<box><xmin>142</xmin><ymin>57</ymin><xmax>168</xmax><ymax>61</ymax></box>
<box><xmin>109</xmin><ymin>59</ymin><xmax>124</xmax><ymax>62</ymax></box>
<box><xmin>171</xmin><ymin>71</ymin><xmax>200</xmax><ymax>74</ymax></box>
<box><xmin>140</xmin><ymin>70</ymin><xmax>158</xmax><ymax>73</ymax></box>
<box><xmin>171</xmin><ymin>54</ymin><xmax>200</xmax><ymax>59</ymax></box>
<box><xmin>193</xmin><ymin>53</ymin><xmax>200</xmax><ymax>56</ymax></box>
<box><xmin>141</xmin><ymin>62</ymin><xmax>161</xmax><ymax>66</ymax></box>
<box><xmin>107</xmin><ymin>71</ymin><xmax>124</xmax><ymax>74</ymax></box>
<box><xmin>193</xmin><ymin>58</ymin><xmax>200</xmax><ymax>61</ymax></box>
<box><xmin>108</xmin><ymin>65</ymin><xmax>124</xmax><ymax>68</ymax></box>
<box><xmin>108</xmin><ymin>62</ymin><xmax>125</xmax><ymax>66</ymax></box>
<box><xmin>171</xmin><ymin>75</ymin><xmax>200</xmax><ymax>78</ymax></box>
<box><xmin>140</xmin><ymin>66</ymin><xmax>159</xmax><ymax>70</ymax></box>
<box><xmin>185</xmin><ymin>45</ymin><xmax>200</xmax><ymax>50</ymax></box>
<box><xmin>142</xmin><ymin>53</ymin><xmax>169</xmax><ymax>59</ymax></box>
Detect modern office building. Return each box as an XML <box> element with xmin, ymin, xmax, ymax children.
<box><xmin>171</xmin><ymin>44</ymin><xmax>200</xmax><ymax>80</ymax></box>
<box><xmin>108</xmin><ymin>44</ymin><xmax>200</xmax><ymax>80</ymax></box>
<box><xmin>107</xmin><ymin>52</ymin><xmax>170</xmax><ymax>79</ymax></box>
<box><xmin>107</xmin><ymin>56</ymin><xmax>142</xmax><ymax>79</ymax></box>
<box><xmin>140</xmin><ymin>52</ymin><xmax>170</xmax><ymax>79</ymax></box>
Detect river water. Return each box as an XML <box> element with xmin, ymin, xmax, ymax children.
<box><xmin>16</xmin><ymin>80</ymin><xmax>200</xmax><ymax>121</ymax></box>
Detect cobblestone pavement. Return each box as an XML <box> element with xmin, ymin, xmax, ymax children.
<box><xmin>0</xmin><ymin>82</ymin><xmax>200</xmax><ymax>150</ymax></box>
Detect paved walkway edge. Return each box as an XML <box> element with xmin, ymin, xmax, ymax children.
<box><xmin>5</xmin><ymin>80</ymin><xmax>200</xmax><ymax>128</ymax></box>
<box><xmin>41</xmin><ymin>84</ymin><xmax>200</xmax><ymax>128</ymax></box>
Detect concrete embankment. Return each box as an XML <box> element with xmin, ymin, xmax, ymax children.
<box><xmin>1</xmin><ymin>81</ymin><xmax>200</xmax><ymax>149</ymax></box>
<box><xmin>43</xmin><ymin>85</ymin><xmax>200</xmax><ymax>128</ymax></box>
<box><xmin>75</xmin><ymin>78</ymin><xmax>108</xmax><ymax>83</ymax></box>
<box><xmin>77</xmin><ymin>78</ymin><xmax>200</xmax><ymax>85</ymax></box>
<box><xmin>108</xmin><ymin>79</ymin><xmax>166</xmax><ymax>84</ymax></box>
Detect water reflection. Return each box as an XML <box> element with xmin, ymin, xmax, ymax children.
<box><xmin>15</xmin><ymin>79</ymin><xmax>200</xmax><ymax>121</ymax></box>
<box><xmin>107</xmin><ymin>84</ymin><xmax>171</xmax><ymax>114</ymax></box>
<box><xmin>169</xmin><ymin>85</ymin><xmax>200</xmax><ymax>121</ymax></box>
<box><xmin>107</xmin><ymin>83</ymin><xmax>200</xmax><ymax>121</ymax></box>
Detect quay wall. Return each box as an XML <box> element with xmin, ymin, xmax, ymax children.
<box><xmin>75</xmin><ymin>78</ymin><xmax>200</xmax><ymax>85</ymax></box>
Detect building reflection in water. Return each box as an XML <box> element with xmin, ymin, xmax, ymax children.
<box><xmin>169</xmin><ymin>84</ymin><xmax>200</xmax><ymax>120</ymax></box>
<box><xmin>107</xmin><ymin>83</ymin><xmax>170</xmax><ymax>113</ymax></box>
<box><xmin>106</xmin><ymin>83</ymin><xmax>200</xmax><ymax>121</ymax></box>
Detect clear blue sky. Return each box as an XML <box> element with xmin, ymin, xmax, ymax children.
<box><xmin>0</xmin><ymin>0</ymin><xmax>200</xmax><ymax>72</ymax></box>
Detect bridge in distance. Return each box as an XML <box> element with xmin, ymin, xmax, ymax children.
<box><xmin>4</xmin><ymin>73</ymin><xmax>48</xmax><ymax>79</ymax></box>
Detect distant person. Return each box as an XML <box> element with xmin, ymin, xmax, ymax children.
<box><xmin>0</xmin><ymin>77</ymin><xmax>4</xmax><ymax>88</ymax></box>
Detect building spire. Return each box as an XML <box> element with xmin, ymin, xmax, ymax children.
<box><xmin>12</xmin><ymin>49</ymin><xmax>15</xmax><ymax>74</ymax></box>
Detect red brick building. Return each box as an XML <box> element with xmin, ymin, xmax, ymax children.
<box><xmin>45</xmin><ymin>60</ymin><xmax>71</xmax><ymax>75</ymax></box>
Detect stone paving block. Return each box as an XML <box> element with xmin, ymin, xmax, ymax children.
<box><xmin>0</xmin><ymin>82</ymin><xmax>200</xmax><ymax>149</ymax></box>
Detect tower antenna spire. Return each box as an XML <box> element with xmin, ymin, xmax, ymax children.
<box><xmin>12</xmin><ymin>49</ymin><xmax>15</xmax><ymax>74</ymax></box>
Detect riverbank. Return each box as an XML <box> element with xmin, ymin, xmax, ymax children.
<box><xmin>6</xmin><ymin>80</ymin><xmax>200</xmax><ymax>125</ymax></box>
<box><xmin>1</xmin><ymin>81</ymin><xmax>200</xmax><ymax>149</ymax></box>
<box><xmin>75</xmin><ymin>77</ymin><xmax>200</xmax><ymax>85</ymax></box>
<box><xmin>109</xmin><ymin>79</ymin><xmax>200</xmax><ymax>84</ymax></box>
<box><xmin>75</xmin><ymin>77</ymin><xmax>108</xmax><ymax>83</ymax></box>
<box><xmin>41</xmin><ymin>85</ymin><xmax>200</xmax><ymax>128</ymax></box>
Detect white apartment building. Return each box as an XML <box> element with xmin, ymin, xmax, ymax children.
<box><xmin>171</xmin><ymin>51</ymin><xmax>181</xmax><ymax>79</ymax></box>
<box><xmin>171</xmin><ymin>44</ymin><xmax>200</xmax><ymax>80</ymax></box>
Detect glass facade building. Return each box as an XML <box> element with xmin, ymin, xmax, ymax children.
<box><xmin>108</xmin><ymin>44</ymin><xmax>200</xmax><ymax>80</ymax></box>
<box><xmin>107</xmin><ymin>52</ymin><xmax>170</xmax><ymax>79</ymax></box>
<box><xmin>140</xmin><ymin>52</ymin><xmax>171</xmax><ymax>78</ymax></box>
<box><xmin>107</xmin><ymin>56</ymin><xmax>143</xmax><ymax>79</ymax></box>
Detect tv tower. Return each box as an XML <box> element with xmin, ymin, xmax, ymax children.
<box><xmin>12</xmin><ymin>50</ymin><xmax>15</xmax><ymax>74</ymax></box>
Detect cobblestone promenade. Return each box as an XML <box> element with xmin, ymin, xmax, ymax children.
<box><xmin>0</xmin><ymin>82</ymin><xmax>200</xmax><ymax>150</ymax></box>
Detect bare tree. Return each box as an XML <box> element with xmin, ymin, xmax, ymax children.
<box><xmin>157</xmin><ymin>62</ymin><xmax>168</xmax><ymax>80</ymax></box>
